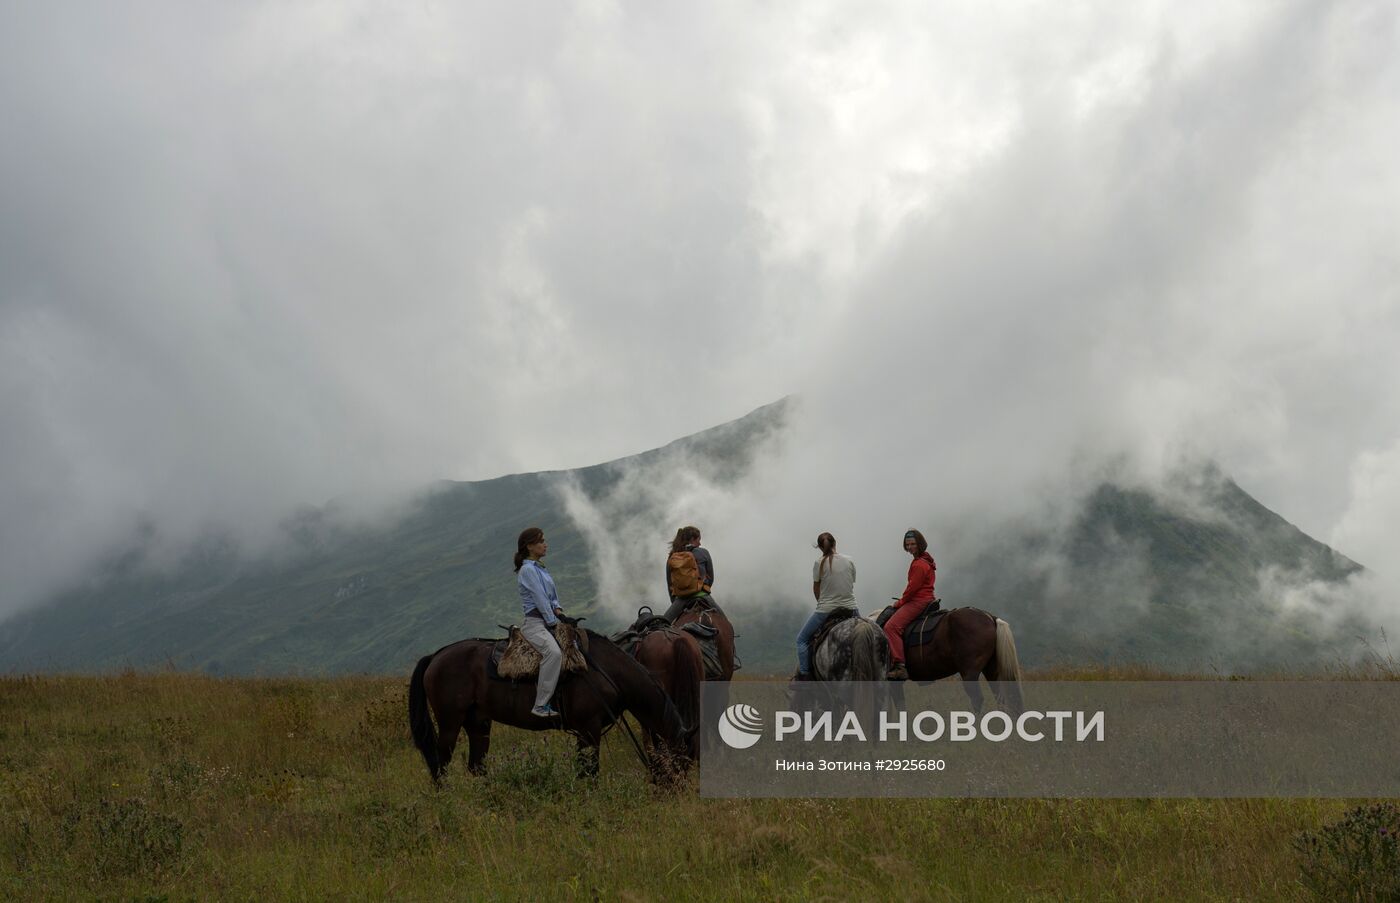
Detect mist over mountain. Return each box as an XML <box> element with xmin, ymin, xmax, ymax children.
<box><xmin>0</xmin><ymin>399</ymin><xmax>1374</xmax><ymax>675</ymax></box>
<box><xmin>0</xmin><ymin>401</ymin><xmax>791</xmax><ymax>674</ymax></box>
<box><xmin>954</xmin><ymin>473</ymin><xmax>1366</xmax><ymax>670</ymax></box>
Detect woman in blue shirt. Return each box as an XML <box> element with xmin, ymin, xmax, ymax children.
<box><xmin>514</xmin><ymin>526</ymin><xmax>565</xmax><ymax>718</ymax></box>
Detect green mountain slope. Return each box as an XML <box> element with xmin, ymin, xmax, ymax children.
<box><xmin>0</xmin><ymin>400</ymin><xmax>791</xmax><ymax>675</ymax></box>
<box><xmin>0</xmin><ymin>399</ymin><xmax>1369</xmax><ymax>675</ymax></box>
<box><xmin>955</xmin><ymin>474</ymin><xmax>1366</xmax><ymax>671</ymax></box>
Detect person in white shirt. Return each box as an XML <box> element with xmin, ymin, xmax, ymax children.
<box><xmin>792</xmin><ymin>532</ymin><xmax>858</xmax><ymax>681</ymax></box>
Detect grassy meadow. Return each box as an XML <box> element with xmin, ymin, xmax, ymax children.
<box><xmin>2</xmin><ymin>669</ymin><xmax>1396</xmax><ymax>901</ymax></box>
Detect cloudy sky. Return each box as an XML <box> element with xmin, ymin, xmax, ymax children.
<box><xmin>2</xmin><ymin>1</ymin><xmax>1397</xmax><ymax>621</ymax></box>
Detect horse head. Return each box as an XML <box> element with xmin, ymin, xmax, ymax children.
<box><xmin>645</xmin><ymin>716</ymin><xmax>697</xmax><ymax>786</ymax></box>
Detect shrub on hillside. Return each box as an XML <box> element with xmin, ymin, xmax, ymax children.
<box><xmin>1295</xmin><ymin>802</ymin><xmax>1400</xmax><ymax>901</ymax></box>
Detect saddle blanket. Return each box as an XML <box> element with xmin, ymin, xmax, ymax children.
<box><xmin>489</xmin><ymin>621</ymin><xmax>588</xmax><ymax>682</ymax></box>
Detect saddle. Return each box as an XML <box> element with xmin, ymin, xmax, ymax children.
<box><xmin>610</xmin><ymin>604</ymin><xmax>732</xmax><ymax>679</ymax></box>
<box><xmin>808</xmin><ymin>606</ymin><xmax>858</xmax><ymax>656</ymax></box>
<box><xmin>675</xmin><ymin>598</ymin><xmax>739</xmax><ymax>676</ymax></box>
<box><xmin>683</xmin><ymin>594</ymin><xmax>730</xmax><ymax>620</ymax></box>
<box><xmin>609</xmin><ymin>606</ymin><xmax>672</xmax><ymax>657</ymax></box>
<box><xmin>490</xmin><ymin>617</ymin><xmax>589</xmax><ymax>682</ymax></box>
<box><xmin>876</xmin><ymin>600</ymin><xmax>947</xmax><ymax>648</ymax></box>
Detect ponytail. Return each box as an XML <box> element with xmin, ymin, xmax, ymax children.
<box><xmin>815</xmin><ymin>532</ymin><xmax>836</xmax><ymax>577</ymax></box>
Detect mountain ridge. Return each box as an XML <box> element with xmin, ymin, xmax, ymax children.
<box><xmin>0</xmin><ymin>397</ymin><xmax>1371</xmax><ymax>675</ymax></box>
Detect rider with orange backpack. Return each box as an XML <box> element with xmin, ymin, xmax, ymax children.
<box><xmin>662</xmin><ymin>525</ymin><xmax>713</xmax><ymax>622</ymax></box>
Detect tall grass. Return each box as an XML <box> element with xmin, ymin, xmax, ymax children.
<box><xmin>0</xmin><ymin>671</ymin><xmax>1389</xmax><ymax>900</ymax></box>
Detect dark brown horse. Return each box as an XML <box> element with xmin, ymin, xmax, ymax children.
<box><xmin>900</xmin><ymin>607</ymin><xmax>1024</xmax><ymax>712</ymax></box>
<box><xmin>673</xmin><ymin>599</ymin><xmax>736</xmax><ymax>680</ymax></box>
<box><xmin>633</xmin><ymin>628</ymin><xmax>704</xmax><ymax>759</ymax></box>
<box><xmin>407</xmin><ymin>630</ymin><xmax>695</xmax><ymax>782</ymax></box>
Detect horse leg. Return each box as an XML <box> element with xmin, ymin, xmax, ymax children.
<box><xmin>644</xmin><ymin>671</ymin><xmax>670</xmax><ymax>755</ymax></box>
<box><xmin>708</xmin><ymin>677</ymin><xmax>731</xmax><ymax>721</ymax></box>
<box><xmin>946</xmin><ymin>611</ymin><xmax>1000</xmax><ymax>713</ymax></box>
<box><xmin>955</xmin><ymin>647</ymin><xmax>987</xmax><ymax>712</ymax></box>
<box><xmin>575</xmin><ymin>734</ymin><xmax>601</xmax><ymax>779</ymax></box>
<box><xmin>887</xmin><ymin>678</ymin><xmax>906</xmax><ymax>714</ymax></box>
<box><xmin>959</xmin><ymin>672</ymin><xmax>985</xmax><ymax>712</ymax></box>
<box><xmin>465</xmin><ymin>712</ymin><xmax>492</xmax><ymax>775</ymax></box>
<box><xmin>980</xmin><ymin>654</ymin><xmax>1006</xmax><ymax>710</ymax></box>
<box><xmin>434</xmin><ymin>705</ymin><xmax>465</xmax><ymax>775</ymax></box>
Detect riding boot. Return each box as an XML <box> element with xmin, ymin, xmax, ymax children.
<box><xmin>886</xmin><ymin>662</ymin><xmax>909</xmax><ymax>681</ymax></box>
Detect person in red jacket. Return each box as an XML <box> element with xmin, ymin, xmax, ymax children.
<box><xmin>884</xmin><ymin>528</ymin><xmax>936</xmax><ymax>680</ymax></box>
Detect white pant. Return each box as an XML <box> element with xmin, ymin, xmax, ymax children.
<box><xmin>521</xmin><ymin>617</ymin><xmax>563</xmax><ymax>709</ymax></box>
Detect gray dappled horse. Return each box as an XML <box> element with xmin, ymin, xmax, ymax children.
<box><xmin>811</xmin><ymin>614</ymin><xmax>890</xmax><ymax>680</ymax></box>
<box><xmin>797</xmin><ymin>615</ymin><xmax>894</xmax><ymax>717</ymax></box>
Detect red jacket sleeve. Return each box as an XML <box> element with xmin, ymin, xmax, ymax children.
<box><xmin>897</xmin><ymin>558</ymin><xmax>934</xmax><ymax>608</ymax></box>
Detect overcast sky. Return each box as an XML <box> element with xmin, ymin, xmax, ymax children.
<box><xmin>2</xmin><ymin>1</ymin><xmax>1397</xmax><ymax>621</ymax></box>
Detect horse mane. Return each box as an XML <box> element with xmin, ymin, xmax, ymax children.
<box><xmin>580</xmin><ymin>629</ymin><xmax>653</xmax><ymax>681</ymax></box>
<box><xmin>583</xmin><ymin>630</ymin><xmax>690</xmax><ymax>738</ymax></box>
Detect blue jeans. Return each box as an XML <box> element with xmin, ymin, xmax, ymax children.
<box><xmin>795</xmin><ymin>610</ymin><xmax>829</xmax><ymax>676</ymax></box>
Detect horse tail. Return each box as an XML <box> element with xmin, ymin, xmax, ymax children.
<box><xmin>992</xmin><ymin>618</ymin><xmax>1024</xmax><ymax>712</ymax></box>
<box><xmin>850</xmin><ymin>617</ymin><xmax>889</xmax><ymax>681</ymax></box>
<box><xmin>671</xmin><ymin>635</ymin><xmax>704</xmax><ymax>732</ymax></box>
<box><xmin>407</xmin><ymin>653</ymin><xmax>440</xmax><ymax>780</ymax></box>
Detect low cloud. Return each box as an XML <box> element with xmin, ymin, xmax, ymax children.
<box><xmin>2</xmin><ymin>2</ymin><xmax>1398</xmax><ymax>644</ymax></box>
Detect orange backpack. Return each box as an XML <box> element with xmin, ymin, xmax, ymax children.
<box><xmin>666</xmin><ymin>550</ymin><xmax>704</xmax><ymax>597</ymax></box>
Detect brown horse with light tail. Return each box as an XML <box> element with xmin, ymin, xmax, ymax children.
<box><xmin>893</xmin><ymin>606</ymin><xmax>1024</xmax><ymax>712</ymax></box>
<box><xmin>408</xmin><ymin>630</ymin><xmax>695</xmax><ymax>782</ymax></box>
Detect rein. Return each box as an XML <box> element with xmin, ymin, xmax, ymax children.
<box><xmin>576</xmin><ymin>647</ymin><xmax>654</xmax><ymax>773</ymax></box>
